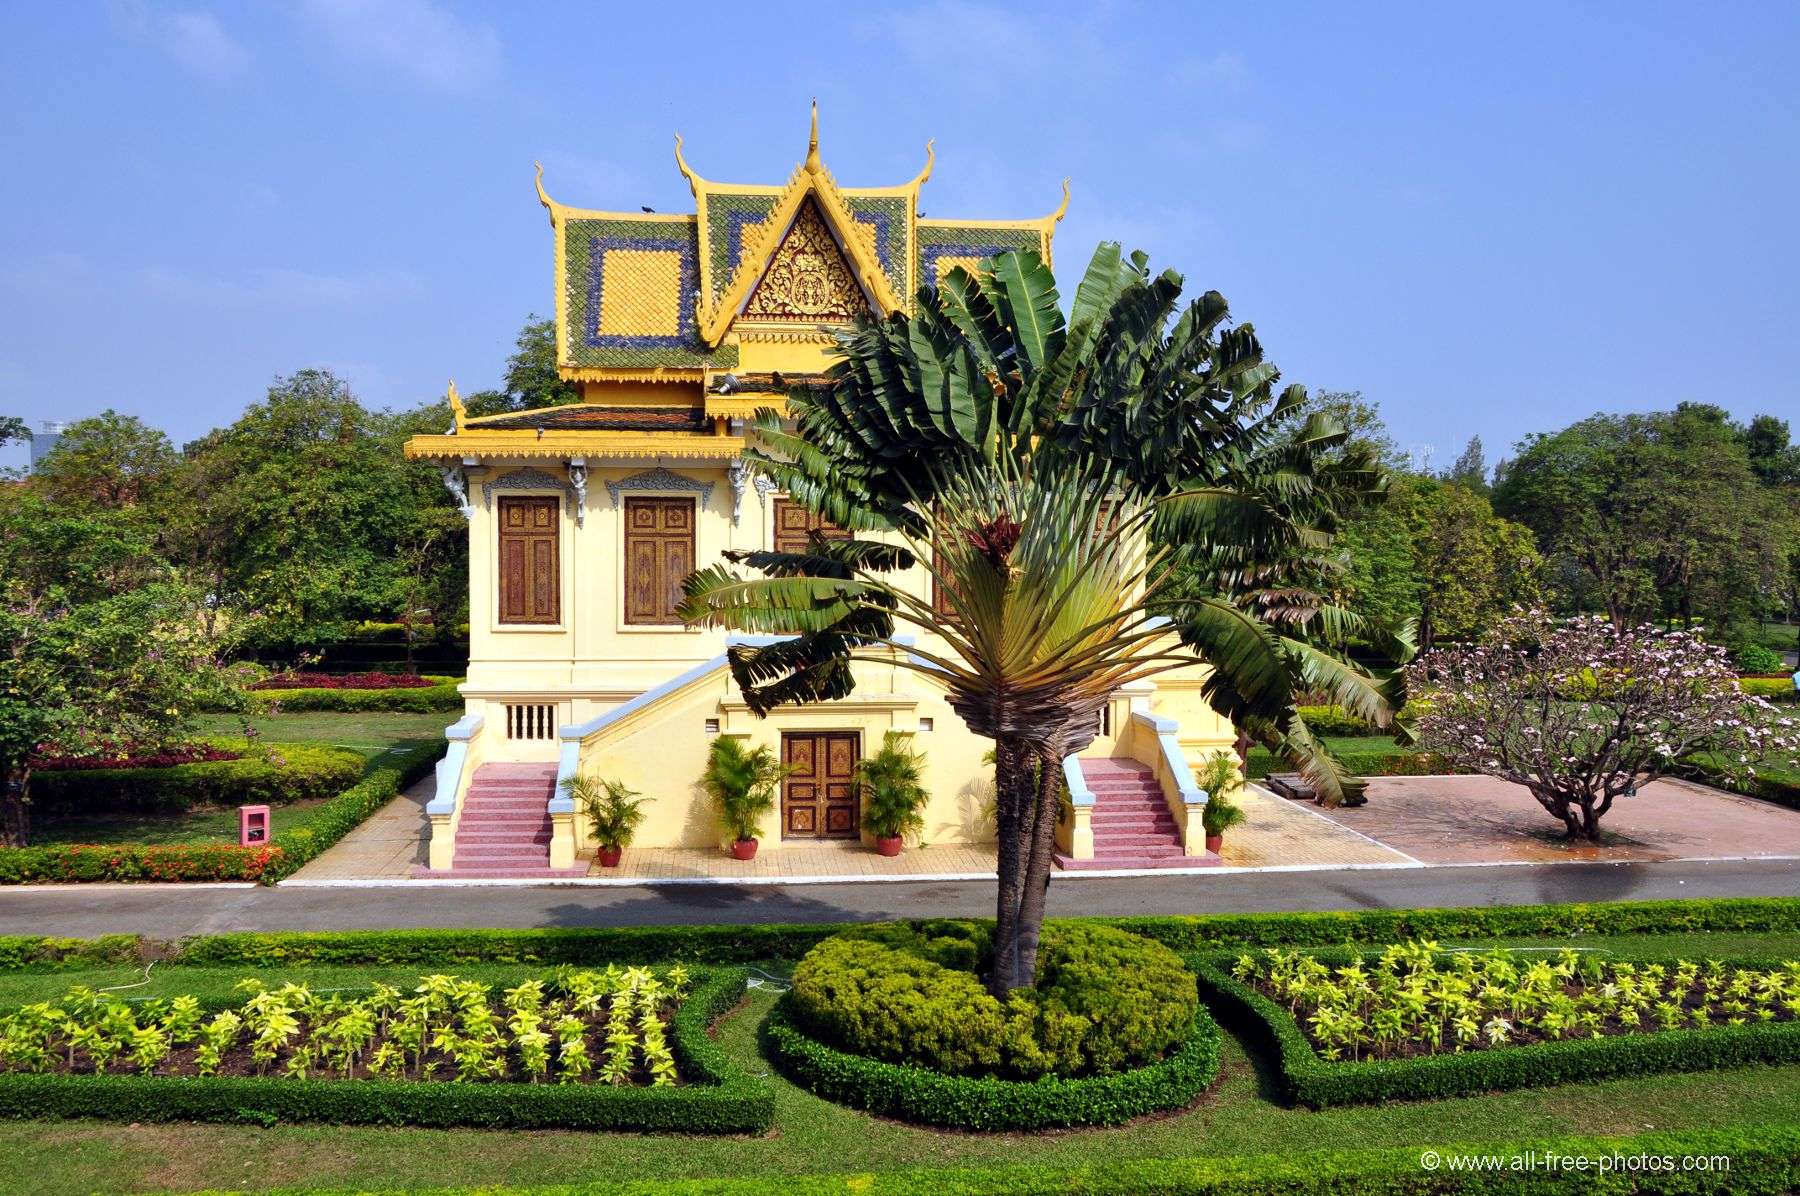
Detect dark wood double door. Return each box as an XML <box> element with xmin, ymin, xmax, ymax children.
<box><xmin>781</xmin><ymin>732</ymin><xmax>859</xmax><ymax>839</ymax></box>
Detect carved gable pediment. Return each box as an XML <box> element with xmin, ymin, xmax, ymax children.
<box><xmin>739</xmin><ymin>198</ymin><xmax>871</xmax><ymax>326</ymax></box>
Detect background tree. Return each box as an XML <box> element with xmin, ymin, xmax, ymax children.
<box><xmin>1443</xmin><ymin>435</ymin><xmax>1489</xmax><ymax>494</ymax></box>
<box><xmin>0</xmin><ymin>416</ymin><xmax>26</xmax><ymax>449</ymax></box>
<box><xmin>461</xmin><ymin>315</ymin><xmax>581</xmax><ymax>416</ymax></box>
<box><xmin>1409</xmin><ymin>608</ymin><xmax>1797</xmax><ymax>840</ymax></box>
<box><xmin>0</xmin><ymin>489</ymin><xmax>243</xmax><ymax>846</ymax></box>
<box><xmin>31</xmin><ymin>410</ymin><xmax>177</xmax><ymax>509</ymax></box>
<box><xmin>681</xmin><ymin>246</ymin><xmax>1407</xmax><ymax>994</ymax></box>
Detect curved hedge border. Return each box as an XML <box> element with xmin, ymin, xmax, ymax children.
<box><xmin>161</xmin><ymin>896</ymin><xmax>1800</xmax><ymax>968</ymax></box>
<box><xmin>1192</xmin><ymin>951</ymin><xmax>1800</xmax><ymax>1108</ymax></box>
<box><xmin>0</xmin><ymin>967</ymin><xmax>772</xmax><ymax>1133</ymax></box>
<box><xmin>31</xmin><ymin>741</ymin><xmax>366</xmax><ymax>815</ymax></box>
<box><xmin>0</xmin><ymin>741</ymin><xmax>441</xmax><ymax>885</ymax></box>
<box><xmin>384</xmin><ymin>1126</ymin><xmax>1799</xmax><ymax>1194</ymax></box>
<box><xmin>760</xmin><ymin>991</ymin><xmax>1220</xmax><ymax>1130</ymax></box>
<box><xmin>245</xmin><ymin>677</ymin><xmax>463</xmax><ymax>713</ymax></box>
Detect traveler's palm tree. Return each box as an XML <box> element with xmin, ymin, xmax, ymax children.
<box><xmin>678</xmin><ymin>245</ymin><xmax>1410</xmax><ymax>993</ymax></box>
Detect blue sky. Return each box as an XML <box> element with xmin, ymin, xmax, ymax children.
<box><xmin>3</xmin><ymin>1</ymin><xmax>1797</xmax><ymax>471</ymax></box>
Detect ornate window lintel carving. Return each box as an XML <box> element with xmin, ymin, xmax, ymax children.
<box><xmin>603</xmin><ymin>466</ymin><xmax>715</xmax><ymax>509</ymax></box>
<box><xmin>479</xmin><ymin>466</ymin><xmax>583</xmax><ymax>527</ymax></box>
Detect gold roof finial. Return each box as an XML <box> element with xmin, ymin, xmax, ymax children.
<box><xmin>1049</xmin><ymin>178</ymin><xmax>1071</xmax><ymax>224</ymax></box>
<box><xmin>533</xmin><ymin>161</ymin><xmax>558</xmax><ymax>227</ymax></box>
<box><xmin>909</xmin><ymin>139</ymin><xmax>935</xmax><ymax>190</ymax></box>
<box><xmin>804</xmin><ymin>98</ymin><xmax>822</xmax><ymax>174</ymax></box>
<box><xmin>673</xmin><ymin>133</ymin><xmax>703</xmax><ymax>196</ymax></box>
<box><xmin>447</xmin><ymin>379</ymin><xmax>467</xmax><ymax>431</ymax></box>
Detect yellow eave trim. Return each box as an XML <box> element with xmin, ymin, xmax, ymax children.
<box><xmin>704</xmin><ymin>394</ymin><xmax>790</xmax><ymax>420</ymax></box>
<box><xmin>405</xmin><ymin>431</ymin><xmax>749</xmax><ymax>462</ymax></box>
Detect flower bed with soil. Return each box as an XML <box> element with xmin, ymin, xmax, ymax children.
<box><xmin>252</xmin><ymin>672</ymin><xmax>439</xmax><ymax>691</ymax></box>
<box><xmin>0</xmin><ymin>965</ymin><xmax>771</xmax><ymax>1131</ymax></box>
<box><xmin>1195</xmin><ymin>943</ymin><xmax>1800</xmax><ymax>1107</ymax></box>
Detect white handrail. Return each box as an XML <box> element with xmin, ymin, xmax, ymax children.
<box><xmin>1131</xmin><ymin>710</ymin><xmax>1208</xmax><ymax>811</ymax></box>
<box><xmin>425</xmin><ymin>712</ymin><xmax>485</xmax><ymax>818</ymax></box>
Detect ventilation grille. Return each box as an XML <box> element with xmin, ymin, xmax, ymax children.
<box><xmin>506</xmin><ymin>703</ymin><xmax>557</xmax><ymax>741</ymax></box>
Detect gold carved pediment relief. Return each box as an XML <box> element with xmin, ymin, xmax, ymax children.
<box><xmin>740</xmin><ymin>198</ymin><xmax>870</xmax><ymax>325</ymax></box>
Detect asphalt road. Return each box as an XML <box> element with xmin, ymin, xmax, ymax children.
<box><xmin>0</xmin><ymin>859</ymin><xmax>1794</xmax><ymax>939</ymax></box>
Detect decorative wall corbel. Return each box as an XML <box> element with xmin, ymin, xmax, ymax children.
<box><xmin>438</xmin><ymin>467</ymin><xmax>472</xmax><ymax>519</ymax></box>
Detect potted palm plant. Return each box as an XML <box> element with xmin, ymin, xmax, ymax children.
<box><xmin>700</xmin><ymin>735</ymin><xmax>787</xmax><ymax>860</ymax></box>
<box><xmin>854</xmin><ymin>731</ymin><xmax>929</xmax><ymax>856</ymax></box>
<box><xmin>1197</xmin><ymin>750</ymin><xmax>1246</xmax><ymax>853</ymax></box>
<box><xmin>560</xmin><ymin>773</ymin><xmax>647</xmax><ymax>867</ymax></box>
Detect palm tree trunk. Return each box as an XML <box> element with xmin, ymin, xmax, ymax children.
<box><xmin>1</xmin><ymin>761</ymin><xmax>30</xmax><ymax>848</ymax></box>
<box><xmin>1010</xmin><ymin>751</ymin><xmax>1064</xmax><ymax>986</ymax></box>
<box><xmin>989</xmin><ymin>737</ymin><xmax>1034</xmax><ymax>995</ymax></box>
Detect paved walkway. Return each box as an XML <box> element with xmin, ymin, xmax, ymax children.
<box><xmin>293</xmin><ymin>766</ymin><xmax>1406</xmax><ymax>882</ymax></box>
<box><xmin>289</xmin><ymin>774</ymin><xmax>433</xmax><ymax>880</ymax></box>
<box><xmin>1307</xmin><ymin>775</ymin><xmax>1800</xmax><ymax>864</ymax></box>
<box><xmin>1</xmin><ymin>859</ymin><xmax>1795</xmax><ymax>938</ymax></box>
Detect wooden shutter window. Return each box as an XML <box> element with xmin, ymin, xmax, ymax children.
<box><xmin>624</xmin><ymin>497</ymin><xmax>696</xmax><ymax>625</ymax></box>
<box><xmin>772</xmin><ymin>497</ymin><xmax>848</xmax><ymax>556</ymax></box>
<box><xmin>497</xmin><ymin>496</ymin><xmax>561</xmax><ymax>625</ymax></box>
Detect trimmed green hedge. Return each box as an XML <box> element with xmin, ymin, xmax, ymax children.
<box><xmin>167</xmin><ymin>897</ymin><xmax>1800</xmax><ymax>968</ymax></box>
<box><xmin>245</xmin><ymin>677</ymin><xmax>463</xmax><ymax>713</ymax></box>
<box><xmin>761</xmin><ymin>990</ymin><xmax>1219</xmax><ymax>1130</ymax></box>
<box><xmin>1679</xmin><ymin>759</ymin><xmax>1800</xmax><ymax>812</ymax></box>
<box><xmin>1246</xmin><ymin>748</ymin><xmax>1461</xmax><ymax>780</ymax></box>
<box><xmin>1192</xmin><ymin>951</ymin><xmax>1800</xmax><ymax>1108</ymax></box>
<box><xmin>0</xmin><ymin>935</ymin><xmax>142</xmax><ymax>971</ymax></box>
<box><xmin>0</xmin><ymin>741</ymin><xmax>440</xmax><ymax>885</ymax></box>
<box><xmin>0</xmin><ymin>967</ymin><xmax>772</xmax><ymax>1133</ymax></box>
<box><xmin>360</xmin><ymin>1127</ymin><xmax>1799</xmax><ymax>1193</ymax></box>
<box><xmin>0</xmin><ymin>843</ymin><xmax>283</xmax><ymax>884</ymax></box>
<box><xmin>257</xmin><ymin>740</ymin><xmax>442</xmax><ymax>883</ymax></box>
<box><xmin>31</xmin><ymin>741</ymin><xmax>365</xmax><ymax>814</ymax></box>
<box><xmin>1741</xmin><ymin>676</ymin><xmax>1796</xmax><ymax>703</ymax></box>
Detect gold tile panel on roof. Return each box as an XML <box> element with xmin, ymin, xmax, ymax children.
<box><xmin>598</xmin><ymin>248</ymin><xmax>686</xmax><ymax>338</ymax></box>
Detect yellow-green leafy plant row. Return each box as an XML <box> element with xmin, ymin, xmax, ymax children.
<box><xmin>1233</xmin><ymin>942</ymin><xmax>1799</xmax><ymax>1062</ymax></box>
<box><xmin>0</xmin><ymin>965</ymin><xmax>692</xmax><ymax>1086</ymax></box>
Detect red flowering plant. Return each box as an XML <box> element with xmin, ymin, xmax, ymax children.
<box><xmin>252</xmin><ymin>671</ymin><xmax>435</xmax><ymax>691</ymax></box>
<box><xmin>1407</xmin><ymin>608</ymin><xmax>1799</xmax><ymax>840</ymax></box>
<box><xmin>29</xmin><ymin>743</ymin><xmax>241</xmax><ymax>772</ymax></box>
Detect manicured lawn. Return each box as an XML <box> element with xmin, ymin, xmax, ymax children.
<box><xmin>31</xmin><ymin>713</ymin><xmax>448</xmax><ymax>848</ymax></box>
<box><xmin>1</xmin><ymin>928</ymin><xmax>1797</xmax><ymax>1195</ymax></box>
<box><xmin>1246</xmin><ymin>734</ymin><xmax>1415</xmax><ymax>776</ymax></box>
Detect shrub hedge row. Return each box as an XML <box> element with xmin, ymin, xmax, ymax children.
<box><xmin>761</xmin><ymin>991</ymin><xmax>1220</xmax><ymax>1130</ymax></box>
<box><xmin>1740</xmin><ymin>676</ymin><xmax>1795</xmax><ymax>703</ymax></box>
<box><xmin>30</xmin><ymin>741</ymin><xmax>366</xmax><ymax>814</ymax></box>
<box><xmin>0</xmin><ymin>935</ymin><xmax>142</xmax><ymax>971</ymax></box>
<box><xmin>1246</xmin><ymin>749</ymin><xmax>1461</xmax><ymax>780</ymax></box>
<box><xmin>1191</xmin><ymin>952</ymin><xmax>1800</xmax><ymax>1108</ymax></box>
<box><xmin>399</xmin><ymin>1127</ymin><xmax>1800</xmax><ymax>1194</ymax></box>
<box><xmin>0</xmin><ymin>967</ymin><xmax>772</xmax><ymax>1133</ymax></box>
<box><xmin>166</xmin><ymin>897</ymin><xmax>1800</xmax><ymax>968</ymax></box>
<box><xmin>244</xmin><ymin>677</ymin><xmax>463</xmax><ymax>713</ymax></box>
<box><xmin>0</xmin><ymin>843</ymin><xmax>284</xmax><ymax>885</ymax></box>
<box><xmin>0</xmin><ymin>741</ymin><xmax>440</xmax><ymax>886</ymax></box>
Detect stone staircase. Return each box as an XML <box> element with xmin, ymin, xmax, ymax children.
<box><xmin>1054</xmin><ymin>758</ymin><xmax>1213</xmax><ymax>870</ymax></box>
<box><xmin>413</xmin><ymin>762</ymin><xmax>588</xmax><ymax>879</ymax></box>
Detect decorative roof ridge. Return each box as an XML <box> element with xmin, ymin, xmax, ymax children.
<box><xmin>915</xmin><ymin>179</ymin><xmax>1071</xmax><ymax>233</ymax></box>
<box><xmin>694</xmin><ymin>105</ymin><xmax>905</xmax><ymax>346</ymax></box>
<box><xmin>534</xmin><ymin>160</ymin><xmax>698</xmax><ymax>225</ymax></box>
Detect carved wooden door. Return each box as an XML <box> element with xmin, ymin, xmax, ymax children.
<box><xmin>781</xmin><ymin>732</ymin><xmax>859</xmax><ymax>839</ymax></box>
<box><xmin>772</xmin><ymin>498</ymin><xmax>847</xmax><ymax>555</ymax></box>
<box><xmin>498</xmin><ymin>496</ymin><xmax>560</xmax><ymax>624</ymax></box>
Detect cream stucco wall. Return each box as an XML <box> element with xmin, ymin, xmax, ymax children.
<box><xmin>455</xmin><ymin>452</ymin><xmax>1236</xmax><ymax>852</ymax></box>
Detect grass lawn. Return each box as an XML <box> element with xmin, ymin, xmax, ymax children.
<box><xmin>1</xmin><ymin>928</ymin><xmax>1797</xmax><ymax>1194</ymax></box>
<box><xmin>31</xmin><ymin>713</ymin><xmax>449</xmax><ymax>848</ymax></box>
<box><xmin>1246</xmin><ymin>734</ymin><xmax>1414</xmax><ymax>776</ymax></box>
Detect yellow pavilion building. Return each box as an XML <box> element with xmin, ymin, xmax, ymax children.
<box><xmin>403</xmin><ymin>108</ymin><xmax>1235</xmax><ymax>877</ymax></box>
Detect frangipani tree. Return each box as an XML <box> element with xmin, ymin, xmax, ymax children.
<box><xmin>679</xmin><ymin>246</ymin><xmax>1410</xmax><ymax>993</ymax></box>
<box><xmin>1409</xmin><ymin>608</ymin><xmax>1798</xmax><ymax>839</ymax></box>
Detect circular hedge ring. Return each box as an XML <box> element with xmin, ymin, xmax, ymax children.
<box><xmin>765</xmin><ymin>921</ymin><xmax>1220</xmax><ymax>1129</ymax></box>
<box><xmin>760</xmin><ymin>994</ymin><xmax>1220</xmax><ymax>1130</ymax></box>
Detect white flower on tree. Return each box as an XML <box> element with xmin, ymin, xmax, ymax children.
<box><xmin>1407</xmin><ymin>608</ymin><xmax>1798</xmax><ymax>841</ymax></box>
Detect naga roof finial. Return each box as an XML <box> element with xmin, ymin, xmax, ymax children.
<box><xmin>533</xmin><ymin>161</ymin><xmax>557</xmax><ymax>227</ymax></box>
<box><xmin>804</xmin><ymin>98</ymin><xmax>822</xmax><ymax>174</ymax></box>
<box><xmin>910</xmin><ymin>138</ymin><xmax>935</xmax><ymax>190</ymax></box>
<box><xmin>674</xmin><ymin>133</ymin><xmax>703</xmax><ymax>196</ymax></box>
<box><xmin>447</xmin><ymin>380</ymin><xmax>467</xmax><ymax>431</ymax></box>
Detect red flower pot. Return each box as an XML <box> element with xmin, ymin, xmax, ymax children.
<box><xmin>597</xmin><ymin>846</ymin><xmax>623</xmax><ymax>868</ymax></box>
<box><xmin>1204</xmin><ymin>833</ymin><xmax>1223</xmax><ymax>854</ymax></box>
<box><xmin>874</xmin><ymin>835</ymin><xmax>903</xmax><ymax>857</ymax></box>
<box><xmin>730</xmin><ymin>838</ymin><xmax>759</xmax><ymax>861</ymax></box>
